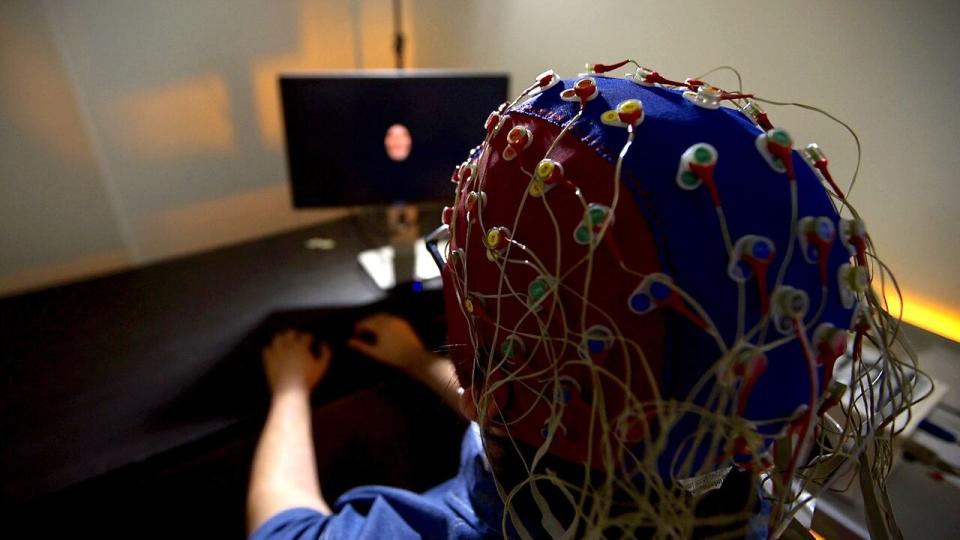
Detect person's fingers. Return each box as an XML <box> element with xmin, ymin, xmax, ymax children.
<box><xmin>346</xmin><ymin>337</ymin><xmax>377</xmax><ymax>358</ymax></box>
<box><xmin>352</xmin><ymin>324</ymin><xmax>376</xmax><ymax>341</ymax></box>
<box><xmin>263</xmin><ymin>351</ymin><xmax>277</xmax><ymax>368</ymax></box>
<box><xmin>295</xmin><ymin>331</ymin><xmax>311</xmax><ymax>346</ymax></box>
<box><xmin>316</xmin><ymin>342</ymin><xmax>332</xmax><ymax>363</ymax></box>
<box><xmin>352</xmin><ymin>317</ymin><xmax>378</xmax><ymax>335</ymax></box>
<box><xmin>345</xmin><ymin>337</ymin><xmax>368</xmax><ymax>352</ymax></box>
<box><xmin>353</xmin><ymin>313</ymin><xmax>393</xmax><ymax>334</ymax></box>
<box><xmin>276</xmin><ymin>329</ymin><xmax>311</xmax><ymax>349</ymax></box>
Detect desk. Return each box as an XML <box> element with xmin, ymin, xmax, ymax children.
<box><xmin>0</xmin><ymin>210</ymin><xmax>465</xmax><ymax>536</ymax></box>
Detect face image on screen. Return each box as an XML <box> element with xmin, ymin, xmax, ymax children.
<box><xmin>280</xmin><ymin>72</ymin><xmax>509</xmax><ymax>207</ymax></box>
<box><xmin>384</xmin><ymin>123</ymin><xmax>412</xmax><ymax>162</ymax></box>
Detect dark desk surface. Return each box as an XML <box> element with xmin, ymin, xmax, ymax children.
<box><xmin>0</xmin><ymin>210</ymin><xmax>455</xmax><ymax>513</ymax></box>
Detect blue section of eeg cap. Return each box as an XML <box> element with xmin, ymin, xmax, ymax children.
<box><xmin>515</xmin><ymin>76</ymin><xmax>854</xmax><ymax>434</ymax></box>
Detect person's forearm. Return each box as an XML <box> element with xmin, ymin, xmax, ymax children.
<box><xmin>408</xmin><ymin>353</ymin><xmax>462</xmax><ymax>413</ymax></box>
<box><xmin>247</xmin><ymin>386</ymin><xmax>331</xmax><ymax>534</ymax></box>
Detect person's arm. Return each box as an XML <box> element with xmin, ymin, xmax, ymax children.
<box><xmin>247</xmin><ymin>330</ymin><xmax>333</xmax><ymax>534</ymax></box>
<box><xmin>346</xmin><ymin>314</ymin><xmax>462</xmax><ymax>412</ymax></box>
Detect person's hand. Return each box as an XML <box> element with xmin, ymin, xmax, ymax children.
<box><xmin>348</xmin><ymin>314</ymin><xmax>463</xmax><ymax>413</ymax></box>
<box><xmin>346</xmin><ymin>314</ymin><xmax>437</xmax><ymax>374</ymax></box>
<box><xmin>262</xmin><ymin>330</ymin><xmax>331</xmax><ymax>395</ymax></box>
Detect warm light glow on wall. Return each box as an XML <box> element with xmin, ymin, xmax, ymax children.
<box><xmin>252</xmin><ymin>1</ymin><xmax>354</xmax><ymax>150</ymax></box>
<box><xmin>252</xmin><ymin>0</ymin><xmax>409</xmax><ymax>150</ymax></box>
<box><xmin>111</xmin><ymin>73</ymin><xmax>236</xmax><ymax>160</ymax></box>
<box><xmin>879</xmin><ymin>289</ymin><xmax>960</xmax><ymax>343</ymax></box>
<box><xmin>139</xmin><ymin>184</ymin><xmax>348</xmax><ymax>260</ymax></box>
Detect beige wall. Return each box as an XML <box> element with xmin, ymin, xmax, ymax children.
<box><xmin>1</xmin><ymin>1</ymin><xmax>958</xmax><ymax>339</ymax></box>
<box><xmin>411</xmin><ymin>0</ymin><xmax>960</xmax><ymax>339</ymax></box>
<box><xmin>0</xmin><ymin>1</ymin><xmax>130</xmax><ymax>293</ymax></box>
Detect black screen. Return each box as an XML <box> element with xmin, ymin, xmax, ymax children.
<box><xmin>280</xmin><ymin>72</ymin><xmax>509</xmax><ymax>207</ymax></box>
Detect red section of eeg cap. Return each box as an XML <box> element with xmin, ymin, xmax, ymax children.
<box><xmin>443</xmin><ymin>111</ymin><xmax>667</xmax><ymax>468</ymax></box>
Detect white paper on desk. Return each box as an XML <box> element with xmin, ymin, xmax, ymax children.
<box><xmin>356</xmin><ymin>239</ymin><xmax>444</xmax><ymax>290</ymax></box>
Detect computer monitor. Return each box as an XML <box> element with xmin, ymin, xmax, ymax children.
<box><xmin>279</xmin><ymin>71</ymin><xmax>509</xmax><ymax>208</ymax></box>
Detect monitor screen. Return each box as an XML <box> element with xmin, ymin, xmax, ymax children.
<box><xmin>280</xmin><ymin>71</ymin><xmax>509</xmax><ymax>207</ymax></box>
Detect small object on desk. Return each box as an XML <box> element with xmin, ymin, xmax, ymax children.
<box><xmin>304</xmin><ymin>237</ymin><xmax>337</xmax><ymax>250</ymax></box>
<box><xmin>356</xmin><ymin>238</ymin><xmax>445</xmax><ymax>290</ymax></box>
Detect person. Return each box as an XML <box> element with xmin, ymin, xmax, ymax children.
<box><xmin>248</xmin><ymin>62</ymin><xmax>917</xmax><ymax>539</ymax></box>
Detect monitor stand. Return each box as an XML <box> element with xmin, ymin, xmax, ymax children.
<box><xmin>356</xmin><ymin>203</ymin><xmax>444</xmax><ymax>290</ymax></box>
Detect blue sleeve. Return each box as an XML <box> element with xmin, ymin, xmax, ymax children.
<box><xmin>249</xmin><ymin>507</ymin><xmax>329</xmax><ymax>540</ymax></box>
<box><xmin>247</xmin><ymin>497</ymin><xmax>436</xmax><ymax>540</ymax></box>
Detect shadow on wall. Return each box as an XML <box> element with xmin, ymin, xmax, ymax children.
<box><xmin>0</xmin><ymin>2</ymin><xmax>129</xmax><ymax>295</ymax></box>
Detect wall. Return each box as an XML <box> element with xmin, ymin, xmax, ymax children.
<box><xmin>0</xmin><ymin>1</ymin><xmax>129</xmax><ymax>293</ymax></box>
<box><xmin>411</xmin><ymin>0</ymin><xmax>960</xmax><ymax>340</ymax></box>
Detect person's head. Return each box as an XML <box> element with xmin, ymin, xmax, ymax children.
<box><xmin>434</xmin><ymin>61</ymin><xmax>915</xmax><ymax>538</ymax></box>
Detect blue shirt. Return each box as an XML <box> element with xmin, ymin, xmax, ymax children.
<box><xmin>250</xmin><ymin>423</ymin><xmax>502</xmax><ymax>540</ymax></box>
<box><xmin>250</xmin><ymin>423</ymin><xmax>769</xmax><ymax>539</ymax></box>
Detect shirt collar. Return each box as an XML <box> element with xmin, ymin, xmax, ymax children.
<box><xmin>460</xmin><ymin>422</ymin><xmax>505</xmax><ymax>534</ymax></box>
